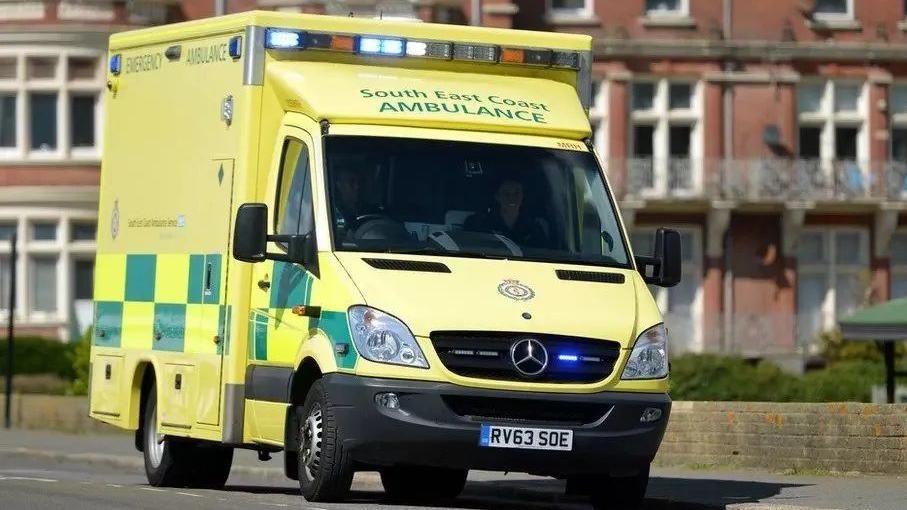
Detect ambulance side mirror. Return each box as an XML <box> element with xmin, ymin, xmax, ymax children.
<box><xmin>634</xmin><ymin>228</ymin><xmax>682</xmax><ymax>288</ymax></box>
<box><xmin>233</xmin><ymin>203</ymin><xmax>268</xmax><ymax>263</ymax></box>
<box><xmin>233</xmin><ymin>203</ymin><xmax>319</xmax><ymax>271</ymax></box>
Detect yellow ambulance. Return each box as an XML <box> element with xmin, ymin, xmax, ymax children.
<box><xmin>90</xmin><ymin>11</ymin><xmax>681</xmax><ymax>509</ymax></box>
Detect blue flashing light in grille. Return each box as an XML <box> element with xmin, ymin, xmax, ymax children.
<box><xmin>558</xmin><ymin>354</ymin><xmax>579</xmax><ymax>362</ymax></box>
<box><xmin>358</xmin><ymin>37</ymin><xmax>405</xmax><ymax>56</ymax></box>
<box><xmin>265</xmin><ymin>29</ymin><xmax>305</xmax><ymax>49</ymax></box>
<box><xmin>109</xmin><ymin>54</ymin><xmax>121</xmax><ymax>75</ymax></box>
<box><xmin>228</xmin><ymin>36</ymin><xmax>242</xmax><ymax>59</ymax></box>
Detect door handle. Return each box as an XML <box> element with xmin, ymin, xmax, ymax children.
<box><xmin>258</xmin><ymin>279</ymin><xmax>271</xmax><ymax>291</ymax></box>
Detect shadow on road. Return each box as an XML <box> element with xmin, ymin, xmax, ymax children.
<box><xmin>219</xmin><ymin>476</ymin><xmax>813</xmax><ymax>510</ymax></box>
<box><xmin>647</xmin><ymin>476</ymin><xmax>812</xmax><ymax>508</ymax></box>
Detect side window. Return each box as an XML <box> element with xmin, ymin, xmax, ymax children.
<box><xmin>275</xmin><ymin>138</ymin><xmax>314</xmax><ymax>238</ymax></box>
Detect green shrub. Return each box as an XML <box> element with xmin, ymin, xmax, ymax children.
<box><xmin>669</xmin><ymin>354</ymin><xmax>799</xmax><ymax>402</ymax></box>
<box><xmin>0</xmin><ymin>336</ymin><xmax>77</xmax><ymax>380</ymax></box>
<box><xmin>670</xmin><ymin>354</ymin><xmax>899</xmax><ymax>403</ymax></box>
<box><xmin>68</xmin><ymin>327</ymin><xmax>91</xmax><ymax>396</ymax></box>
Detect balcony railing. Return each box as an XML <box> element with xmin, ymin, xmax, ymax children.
<box><xmin>605</xmin><ymin>158</ymin><xmax>907</xmax><ymax>202</ymax></box>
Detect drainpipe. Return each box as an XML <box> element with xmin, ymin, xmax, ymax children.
<box><xmin>471</xmin><ymin>0</ymin><xmax>482</xmax><ymax>26</ymax></box>
<box><xmin>215</xmin><ymin>0</ymin><xmax>225</xmax><ymax>16</ymax></box>
<box><xmin>722</xmin><ymin>0</ymin><xmax>734</xmax><ymax>352</ymax></box>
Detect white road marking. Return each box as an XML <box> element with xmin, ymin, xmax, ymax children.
<box><xmin>140</xmin><ymin>487</ymin><xmax>168</xmax><ymax>493</ymax></box>
<box><xmin>175</xmin><ymin>491</ymin><xmax>202</xmax><ymax>497</ymax></box>
<box><xmin>257</xmin><ymin>504</ymin><xmax>288</xmax><ymax>507</ymax></box>
<box><xmin>0</xmin><ymin>476</ymin><xmax>57</xmax><ymax>483</ymax></box>
<box><xmin>106</xmin><ymin>484</ymin><xmax>122</xmax><ymax>488</ymax></box>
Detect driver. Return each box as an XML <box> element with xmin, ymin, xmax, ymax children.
<box><xmin>464</xmin><ymin>175</ymin><xmax>549</xmax><ymax>248</ymax></box>
<box><xmin>334</xmin><ymin>165</ymin><xmax>363</xmax><ymax>230</ymax></box>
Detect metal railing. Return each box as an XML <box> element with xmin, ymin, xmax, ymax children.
<box><xmin>605</xmin><ymin>158</ymin><xmax>907</xmax><ymax>202</ymax></box>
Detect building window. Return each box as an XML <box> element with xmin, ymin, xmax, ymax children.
<box><xmin>813</xmin><ymin>0</ymin><xmax>853</xmax><ymax>20</ymax></box>
<box><xmin>797</xmin><ymin>81</ymin><xmax>868</xmax><ymax>193</ymax></box>
<box><xmin>645</xmin><ymin>0</ymin><xmax>688</xmax><ymax>17</ymax></box>
<box><xmin>629</xmin><ymin>79</ymin><xmax>701</xmax><ymax>196</ymax></box>
<box><xmin>890</xmin><ymin>85</ymin><xmax>907</xmax><ymax>197</ymax></box>
<box><xmin>0</xmin><ymin>50</ymin><xmax>104</xmax><ymax>161</ymax></box>
<box><xmin>30</xmin><ymin>255</ymin><xmax>58</xmax><ymax>313</ymax></box>
<box><xmin>548</xmin><ymin>0</ymin><xmax>592</xmax><ymax>17</ymax></box>
<box><xmin>891</xmin><ymin>231</ymin><xmax>907</xmax><ymax>300</ymax></box>
<box><xmin>74</xmin><ymin>259</ymin><xmax>94</xmax><ymax>300</ymax></box>
<box><xmin>31</xmin><ymin>221</ymin><xmax>57</xmax><ymax>241</ymax></box>
<box><xmin>631</xmin><ymin>227</ymin><xmax>702</xmax><ymax>353</ymax></box>
<box><xmin>70</xmin><ymin>221</ymin><xmax>96</xmax><ymax>241</ymax></box>
<box><xmin>797</xmin><ymin>228</ymin><xmax>870</xmax><ymax>343</ymax></box>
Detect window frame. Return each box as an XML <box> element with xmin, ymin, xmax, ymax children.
<box><xmin>547</xmin><ymin>0</ymin><xmax>594</xmax><ymax>18</ymax></box>
<box><xmin>812</xmin><ymin>0</ymin><xmax>854</xmax><ymax>21</ymax></box>
<box><xmin>0</xmin><ymin>47</ymin><xmax>104</xmax><ymax>163</ymax></box>
<box><xmin>644</xmin><ymin>0</ymin><xmax>689</xmax><ymax>18</ymax></box>
<box><xmin>796</xmin><ymin>227</ymin><xmax>870</xmax><ymax>337</ymax></box>
<box><xmin>628</xmin><ymin>77</ymin><xmax>702</xmax><ymax>197</ymax></box>
<box><xmin>631</xmin><ymin>224</ymin><xmax>703</xmax><ymax>353</ymax></box>
<box><xmin>891</xmin><ymin>228</ymin><xmax>907</xmax><ymax>299</ymax></box>
<box><xmin>272</xmin><ymin>136</ymin><xmax>316</xmax><ymax>251</ymax></box>
<box><xmin>796</xmin><ymin>80</ymin><xmax>869</xmax><ymax>177</ymax></box>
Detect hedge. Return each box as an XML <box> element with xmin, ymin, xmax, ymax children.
<box><xmin>669</xmin><ymin>354</ymin><xmax>896</xmax><ymax>403</ymax></box>
<box><xmin>0</xmin><ymin>336</ymin><xmax>78</xmax><ymax>380</ymax></box>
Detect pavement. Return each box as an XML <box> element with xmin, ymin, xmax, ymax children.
<box><xmin>0</xmin><ymin>429</ymin><xmax>905</xmax><ymax>510</ymax></box>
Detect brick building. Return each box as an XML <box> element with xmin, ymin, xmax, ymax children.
<box><xmin>5</xmin><ymin>0</ymin><xmax>907</xmax><ymax>366</ymax></box>
<box><xmin>521</xmin><ymin>0</ymin><xmax>907</xmax><ymax>368</ymax></box>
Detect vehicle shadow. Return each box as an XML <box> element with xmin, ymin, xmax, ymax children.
<box><xmin>219</xmin><ymin>476</ymin><xmax>812</xmax><ymax>510</ymax></box>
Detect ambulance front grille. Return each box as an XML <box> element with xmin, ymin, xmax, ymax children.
<box><xmin>442</xmin><ymin>395</ymin><xmax>611</xmax><ymax>426</ymax></box>
<box><xmin>429</xmin><ymin>332</ymin><xmax>621</xmax><ymax>384</ymax></box>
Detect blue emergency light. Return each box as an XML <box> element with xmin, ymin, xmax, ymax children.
<box><xmin>358</xmin><ymin>37</ymin><xmax>405</xmax><ymax>56</ymax></box>
<box><xmin>558</xmin><ymin>354</ymin><xmax>579</xmax><ymax>362</ymax></box>
<box><xmin>228</xmin><ymin>36</ymin><xmax>242</xmax><ymax>59</ymax></box>
<box><xmin>109</xmin><ymin>54</ymin><xmax>121</xmax><ymax>75</ymax></box>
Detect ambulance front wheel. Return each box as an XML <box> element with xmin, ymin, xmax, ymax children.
<box><xmin>142</xmin><ymin>386</ymin><xmax>234</xmax><ymax>488</ymax></box>
<box><xmin>297</xmin><ymin>380</ymin><xmax>355</xmax><ymax>502</ymax></box>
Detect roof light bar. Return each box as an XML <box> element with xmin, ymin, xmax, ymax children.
<box><xmin>358</xmin><ymin>36</ymin><xmax>405</xmax><ymax>56</ymax></box>
<box><xmin>452</xmin><ymin>43</ymin><xmax>499</xmax><ymax>63</ymax></box>
<box><xmin>306</xmin><ymin>32</ymin><xmax>355</xmax><ymax>52</ymax></box>
<box><xmin>501</xmin><ymin>48</ymin><xmax>552</xmax><ymax>66</ymax></box>
<box><xmin>265</xmin><ymin>29</ymin><xmax>305</xmax><ymax>49</ymax></box>
<box><xmin>406</xmin><ymin>40</ymin><xmax>453</xmax><ymax>59</ymax></box>
<box><xmin>552</xmin><ymin>51</ymin><xmax>581</xmax><ymax>70</ymax></box>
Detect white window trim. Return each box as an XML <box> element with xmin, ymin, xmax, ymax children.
<box><xmin>633</xmin><ymin>225</ymin><xmax>703</xmax><ymax>353</ymax></box>
<box><xmin>547</xmin><ymin>0</ymin><xmax>594</xmax><ymax>18</ymax></box>
<box><xmin>0</xmin><ymin>47</ymin><xmax>104</xmax><ymax>163</ymax></box>
<box><xmin>0</xmin><ymin>210</ymin><xmax>97</xmax><ymax>334</ymax></box>
<box><xmin>797</xmin><ymin>227</ymin><xmax>870</xmax><ymax>335</ymax></box>
<box><xmin>644</xmin><ymin>0</ymin><xmax>689</xmax><ymax>17</ymax></box>
<box><xmin>812</xmin><ymin>0</ymin><xmax>854</xmax><ymax>21</ymax></box>
<box><xmin>797</xmin><ymin>80</ymin><xmax>870</xmax><ymax>179</ymax></box>
<box><xmin>629</xmin><ymin>77</ymin><xmax>703</xmax><ymax>197</ymax></box>
<box><xmin>589</xmin><ymin>78</ymin><xmax>608</xmax><ymax>164</ymax></box>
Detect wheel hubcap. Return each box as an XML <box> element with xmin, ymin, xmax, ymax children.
<box><xmin>301</xmin><ymin>404</ymin><xmax>323</xmax><ymax>481</ymax></box>
<box><xmin>146</xmin><ymin>405</ymin><xmax>165</xmax><ymax>469</ymax></box>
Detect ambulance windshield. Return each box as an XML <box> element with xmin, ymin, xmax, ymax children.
<box><xmin>324</xmin><ymin>136</ymin><xmax>631</xmax><ymax>269</ymax></box>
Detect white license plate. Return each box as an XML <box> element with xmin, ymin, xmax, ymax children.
<box><xmin>479</xmin><ymin>424</ymin><xmax>573</xmax><ymax>451</ymax></box>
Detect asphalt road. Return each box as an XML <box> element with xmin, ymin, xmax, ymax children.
<box><xmin>0</xmin><ymin>454</ymin><xmax>600</xmax><ymax>510</ymax></box>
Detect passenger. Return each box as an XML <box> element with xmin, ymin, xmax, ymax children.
<box><xmin>464</xmin><ymin>175</ymin><xmax>550</xmax><ymax>248</ymax></box>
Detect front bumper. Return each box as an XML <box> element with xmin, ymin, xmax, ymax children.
<box><xmin>323</xmin><ymin>373</ymin><xmax>671</xmax><ymax>477</ymax></box>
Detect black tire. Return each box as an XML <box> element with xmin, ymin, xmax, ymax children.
<box><xmin>297</xmin><ymin>380</ymin><xmax>354</xmax><ymax>502</ymax></box>
<box><xmin>589</xmin><ymin>466</ymin><xmax>650</xmax><ymax>510</ymax></box>
<box><xmin>380</xmin><ymin>466</ymin><xmax>468</xmax><ymax>503</ymax></box>
<box><xmin>142</xmin><ymin>386</ymin><xmax>233</xmax><ymax>488</ymax></box>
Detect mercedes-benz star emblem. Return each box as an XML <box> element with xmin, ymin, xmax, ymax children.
<box><xmin>510</xmin><ymin>338</ymin><xmax>548</xmax><ymax>377</ymax></box>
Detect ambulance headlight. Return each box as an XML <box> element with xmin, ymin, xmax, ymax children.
<box><xmin>349</xmin><ymin>306</ymin><xmax>428</xmax><ymax>369</ymax></box>
<box><xmin>621</xmin><ymin>324</ymin><xmax>669</xmax><ymax>380</ymax></box>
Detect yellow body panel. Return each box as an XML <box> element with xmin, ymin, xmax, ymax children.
<box><xmin>90</xmin><ymin>12</ymin><xmax>666</xmax><ymax>456</ymax></box>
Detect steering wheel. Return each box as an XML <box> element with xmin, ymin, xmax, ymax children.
<box><xmin>351</xmin><ymin>214</ymin><xmax>409</xmax><ymax>242</ymax></box>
